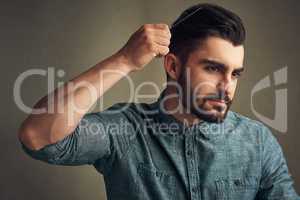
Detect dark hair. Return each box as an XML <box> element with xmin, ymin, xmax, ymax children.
<box><xmin>169</xmin><ymin>3</ymin><xmax>246</xmax><ymax>66</ymax></box>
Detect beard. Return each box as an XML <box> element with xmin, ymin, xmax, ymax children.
<box><xmin>178</xmin><ymin>68</ymin><xmax>233</xmax><ymax>124</ymax></box>
<box><xmin>189</xmin><ymin>96</ymin><xmax>232</xmax><ymax>123</ymax></box>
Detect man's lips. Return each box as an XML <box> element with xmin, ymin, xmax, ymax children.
<box><xmin>209</xmin><ymin>99</ymin><xmax>225</xmax><ymax>103</ymax></box>
<box><xmin>207</xmin><ymin>99</ymin><xmax>226</xmax><ymax>106</ymax></box>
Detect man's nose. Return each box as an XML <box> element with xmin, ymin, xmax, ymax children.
<box><xmin>217</xmin><ymin>75</ymin><xmax>232</xmax><ymax>97</ymax></box>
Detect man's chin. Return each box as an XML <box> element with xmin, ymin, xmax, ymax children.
<box><xmin>191</xmin><ymin>108</ymin><xmax>228</xmax><ymax>123</ymax></box>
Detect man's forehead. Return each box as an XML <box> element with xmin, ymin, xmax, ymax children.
<box><xmin>189</xmin><ymin>37</ymin><xmax>244</xmax><ymax>69</ymax></box>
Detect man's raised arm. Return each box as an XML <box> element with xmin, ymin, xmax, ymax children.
<box><xmin>18</xmin><ymin>24</ymin><xmax>171</xmax><ymax>151</ymax></box>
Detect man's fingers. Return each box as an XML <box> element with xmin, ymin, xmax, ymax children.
<box><xmin>154</xmin><ymin>30</ymin><xmax>171</xmax><ymax>39</ymax></box>
<box><xmin>119</xmin><ymin>23</ymin><xmax>172</xmax><ymax>70</ymax></box>
<box><xmin>152</xmin><ymin>44</ymin><xmax>169</xmax><ymax>57</ymax></box>
<box><xmin>153</xmin><ymin>24</ymin><xmax>171</xmax><ymax>38</ymax></box>
<box><xmin>142</xmin><ymin>24</ymin><xmax>171</xmax><ymax>36</ymax></box>
<box><xmin>152</xmin><ymin>23</ymin><xmax>170</xmax><ymax>30</ymax></box>
<box><xmin>154</xmin><ymin>35</ymin><xmax>171</xmax><ymax>46</ymax></box>
<box><xmin>157</xmin><ymin>46</ymin><xmax>170</xmax><ymax>56</ymax></box>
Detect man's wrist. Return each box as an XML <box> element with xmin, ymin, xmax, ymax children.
<box><xmin>111</xmin><ymin>51</ymin><xmax>135</xmax><ymax>73</ymax></box>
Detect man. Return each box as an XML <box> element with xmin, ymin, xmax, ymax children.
<box><xmin>18</xmin><ymin>3</ymin><xmax>299</xmax><ymax>200</ymax></box>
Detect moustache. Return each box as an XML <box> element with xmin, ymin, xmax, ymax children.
<box><xmin>202</xmin><ymin>93</ymin><xmax>231</xmax><ymax>104</ymax></box>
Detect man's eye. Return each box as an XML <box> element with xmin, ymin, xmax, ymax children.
<box><xmin>232</xmin><ymin>71</ymin><xmax>242</xmax><ymax>78</ymax></box>
<box><xmin>206</xmin><ymin>65</ymin><xmax>220</xmax><ymax>72</ymax></box>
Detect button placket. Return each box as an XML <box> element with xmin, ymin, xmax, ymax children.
<box><xmin>185</xmin><ymin>133</ymin><xmax>201</xmax><ymax>200</ymax></box>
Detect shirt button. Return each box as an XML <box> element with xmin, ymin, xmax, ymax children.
<box><xmin>234</xmin><ymin>179</ymin><xmax>241</xmax><ymax>186</ymax></box>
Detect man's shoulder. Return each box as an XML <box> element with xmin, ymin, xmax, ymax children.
<box><xmin>227</xmin><ymin>110</ymin><xmax>272</xmax><ymax>136</ymax></box>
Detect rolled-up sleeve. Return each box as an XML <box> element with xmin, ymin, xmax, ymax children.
<box><xmin>20</xmin><ymin>111</ymin><xmax>113</xmax><ymax>166</ymax></box>
<box><xmin>256</xmin><ymin>126</ymin><xmax>300</xmax><ymax>199</ymax></box>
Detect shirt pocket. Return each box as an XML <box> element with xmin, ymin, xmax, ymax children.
<box><xmin>215</xmin><ymin>176</ymin><xmax>259</xmax><ymax>199</ymax></box>
<box><xmin>136</xmin><ymin>163</ymin><xmax>176</xmax><ymax>199</ymax></box>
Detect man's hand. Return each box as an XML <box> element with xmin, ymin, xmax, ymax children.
<box><xmin>117</xmin><ymin>23</ymin><xmax>171</xmax><ymax>71</ymax></box>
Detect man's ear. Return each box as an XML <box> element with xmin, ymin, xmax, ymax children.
<box><xmin>163</xmin><ymin>53</ymin><xmax>182</xmax><ymax>81</ymax></box>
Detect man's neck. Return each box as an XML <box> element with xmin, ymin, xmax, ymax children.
<box><xmin>162</xmin><ymin>86</ymin><xmax>202</xmax><ymax>127</ymax></box>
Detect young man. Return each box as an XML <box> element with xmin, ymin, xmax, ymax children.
<box><xmin>18</xmin><ymin>3</ymin><xmax>299</xmax><ymax>200</ymax></box>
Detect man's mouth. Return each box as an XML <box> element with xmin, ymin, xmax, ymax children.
<box><xmin>209</xmin><ymin>99</ymin><xmax>226</xmax><ymax>103</ymax></box>
<box><xmin>207</xmin><ymin>99</ymin><xmax>226</xmax><ymax>107</ymax></box>
<box><xmin>204</xmin><ymin>93</ymin><xmax>230</xmax><ymax>104</ymax></box>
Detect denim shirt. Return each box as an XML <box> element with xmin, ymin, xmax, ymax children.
<box><xmin>20</xmin><ymin>90</ymin><xmax>299</xmax><ymax>200</ymax></box>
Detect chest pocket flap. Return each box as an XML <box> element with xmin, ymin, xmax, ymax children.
<box><xmin>215</xmin><ymin>176</ymin><xmax>259</xmax><ymax>199</ymax></box>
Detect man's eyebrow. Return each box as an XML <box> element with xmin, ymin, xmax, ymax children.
<box><xmin>199</xmin><ymin>58</ymin><xmax>244</xmax><ymax>72</ymax></box>
<box><xmin>233</xmin><ymin>67</ymin><xmax>245</xmax><ymax>73</ymax></box>
<box><xmin>199</xmin><ymin>59</ymin><xmax>226</xmax><ymax>69</ymax></box>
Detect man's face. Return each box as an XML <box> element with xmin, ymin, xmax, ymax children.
<box><xmin>177</xmin><ymin>37</ymin><xmax>245</xmax><ymax>123</ymax></box>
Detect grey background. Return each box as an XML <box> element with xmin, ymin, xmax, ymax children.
<box><xmin>1</xmin><ymin>0</ymin><xmax>299</xmax><ymax>199</ymax></box>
